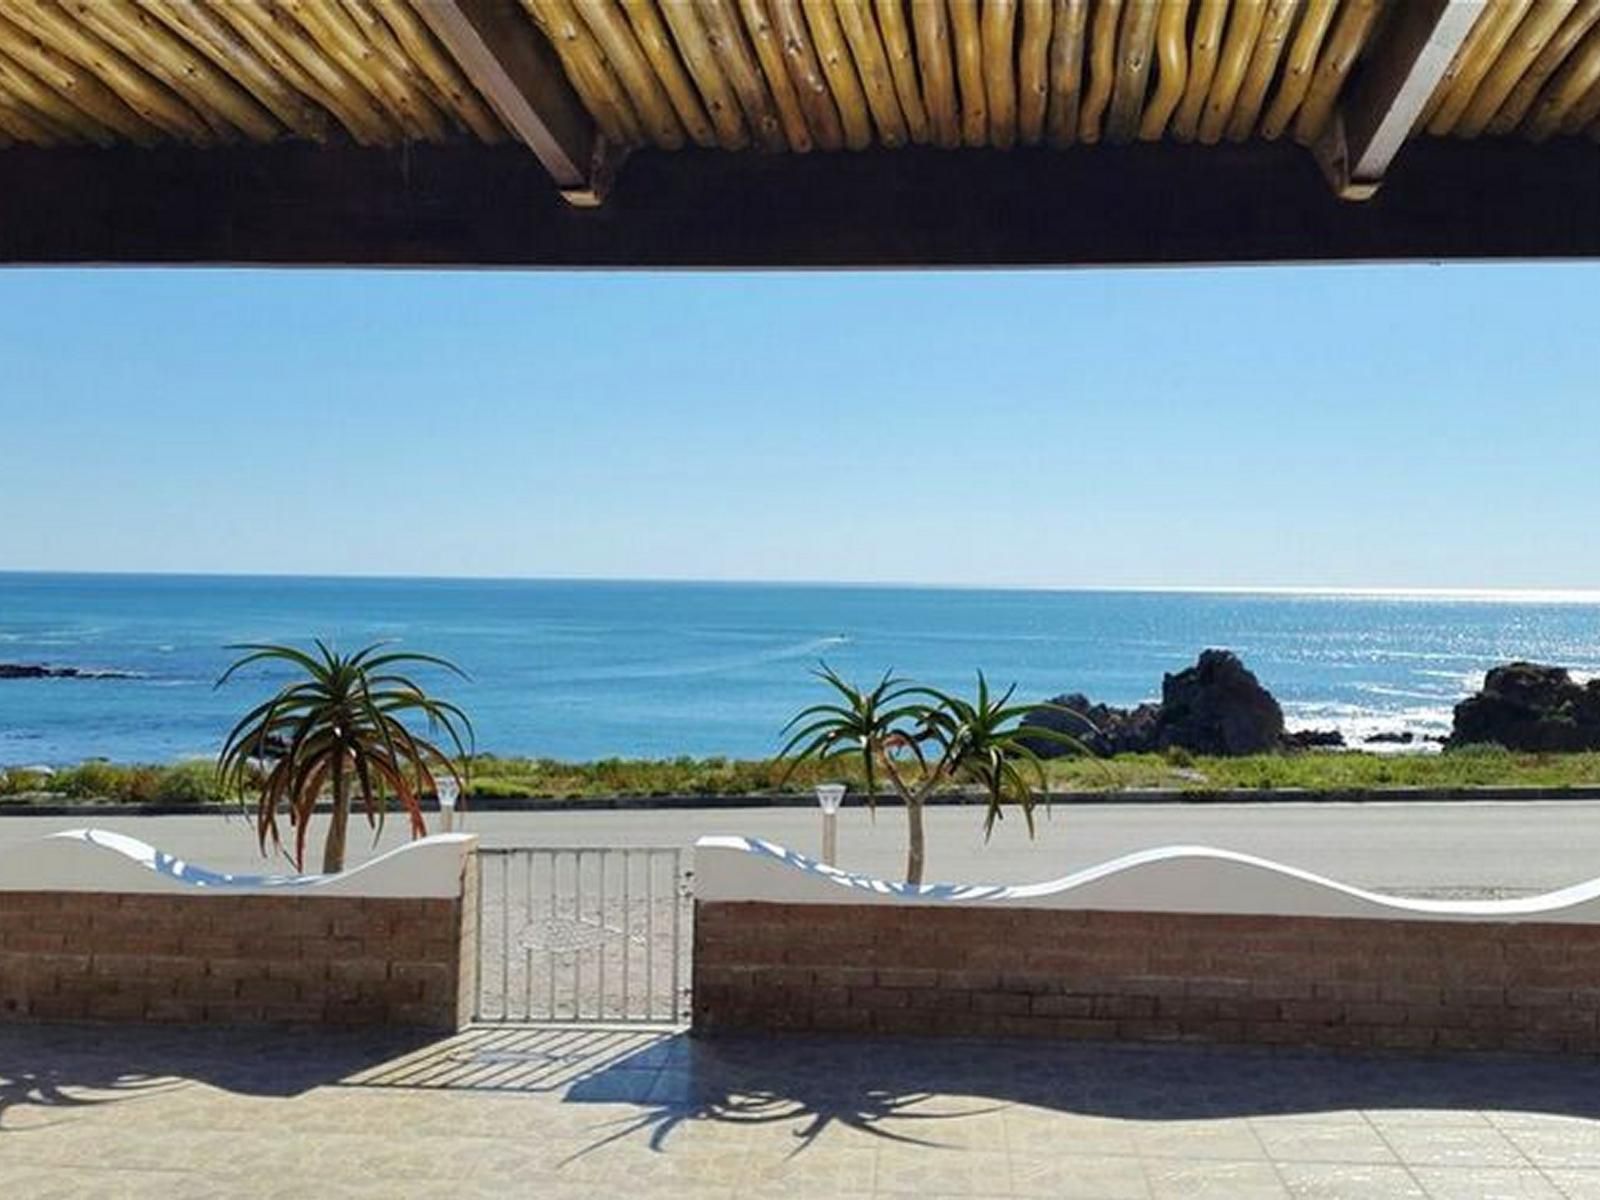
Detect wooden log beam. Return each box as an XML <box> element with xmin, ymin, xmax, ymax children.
<box><xmin>1</xmin><ymin>139</ymin><xmax>1598</xmax><ymax>268</ymax></box>
<box><xmin>413</xmin><ymin>0</ymin><xmax>599</xmax><ymax>200</ymax></box>
<box><xmin>1315</xmin><ymin>0</ymin><xmax>1481</xmax><ymax>199</ymax></box>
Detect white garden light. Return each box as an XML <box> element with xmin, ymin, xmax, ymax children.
<box><xmin>814</xmin><ymin>783</ymin><xmax>845</xmax><ymax>866</ymax></box>
<box><xmin>437</xmin><ymin>777</ymin><xmax>460</xmax><ymax>833</ymax></box>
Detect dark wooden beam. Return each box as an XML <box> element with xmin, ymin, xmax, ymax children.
<box><xmin>413</xmin><ymin>0</ymin><xmax>598</xmax><ymax>197</ymax></box>
<box><xmin>0</xmin><ymin>140</ymin><xmax>1596</xmax><ymax>268</ymax></box>
<box><xmin>1318</xmin><ymin>0</ymin><xmax>1481</xmax><ymax>199</ymax></box>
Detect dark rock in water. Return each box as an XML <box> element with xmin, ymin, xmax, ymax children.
<box><xmin>1285</xmin><ymin>728</ymin><xmax>1346</xmax><ymax>750</ymax></box>
<box><xmin>0</xmin><ymin>664</ymin><xmax>51</xmax><ymax>679</ymax></box>
<box><xmin>1029</xmin><ymin>649</ymin><xmax>1291</xmax><ymax>757</ymax></box>
<box><xmin>1448</xmin><ymin>662</ymin><xmax>1600</xmax><ymax>752</ymax></box>
<box><xmin>1364</xmin><ymin>731</ymin><xmax>1416</xmax><ymax>745</ymax></box>
<box><xmin>0</xmin><ymin>662</ymin><xmax>137</xmax><ymax>680</ymax></box>
<box><xmin>1024</xmin><ymin>693</ymin><xmax>1160</xmax><ymax>757</ymax></box>
<box><xmin>1155</xmin><ymin>649</ymin><xmax>1285</xmax><ymax>756</ymax></box>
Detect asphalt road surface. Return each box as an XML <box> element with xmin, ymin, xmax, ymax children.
<box><xmin>3</xmin><ymin>801</ymin><xmax>1600</xmax><ymax>897</ymax></box>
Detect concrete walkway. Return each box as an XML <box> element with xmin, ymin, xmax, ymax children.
<box><xmin>5</xmin><ymin>1024</ymin><xmax>1600</xmax><ymax>1198</ymax></box>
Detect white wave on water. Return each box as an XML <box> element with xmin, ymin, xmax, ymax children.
<box><xmin>1414</xmin><ymin>668</ymin><xmax>1485</xmax><ymax>685</ymax></box>
<box><xmin>543</xmin><ymin>634</ymin><xmax>851</xmax><ymax>683</ymax></box>
<box><xmin>1353</xmin><ymin>682</ymin><xmax>1459</xmax><ymax>702</ymax></box>
<box><xmin>1284</xmin><ymin>700</ymin><xmax>1453</xmax><ymax>752</ymax></box>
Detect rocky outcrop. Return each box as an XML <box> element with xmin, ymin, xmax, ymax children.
<box><xmin>0</xmin><ymin>663</ymin><xmax>137</xmax><ymax>680</ymax></box>
<box><xmin>1024</xmin><ymin>693</ymin><xmax>1161</xmax><ymax>757</ymax></box>
<box><xmin>1364</xmin><ymin>731</ymin><xmax>1416</xmax><ymax>745</ymax></box>
<box><xmin>1155</xmin><ymin>649</ymin><xmax>1285</xmax><ymax>756</ymax></box>
<box><xmin>1029</xmin><ymin>650</ymin><xmax>1323</xmax><ymax>757</ymax></box>
<box><xmin>1448</xmin><ymin>662</ymin><xmax>1600</xmax><ymax>751</ymax></box>
<box><xmin>1285</xmin><ymin>728</ymin><xmax>1347</xmax><ymax>750</ymax></box>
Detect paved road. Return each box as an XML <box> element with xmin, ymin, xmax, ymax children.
<box><xmin>3</xmin><ymin>801</ymin><xmax>1600</xmax><ymax>895</ymax></box>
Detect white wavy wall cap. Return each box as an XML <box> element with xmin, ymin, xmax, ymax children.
<box><xmin>695</xmin><ymin>836</ymin><xmax>1600</xmax><ymax>924</ymax></box>
<box><xmin>0</xmin><ymin>829</ymin><xmax>476</xmax><ymax>898</ymax></box>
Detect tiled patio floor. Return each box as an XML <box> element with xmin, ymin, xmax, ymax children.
<box><xmin>4</xmin><ymin>1024</ymin><xmax>1600</xmax><ymax>1199</ymax></box>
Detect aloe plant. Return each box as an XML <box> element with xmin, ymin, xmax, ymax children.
<box><xmin>780</xmin><ymin>665</ymin><xmax>1092</xmax><ymax>884</ymax></box>
<box><xmin>216</xmin><ymin>641</ymin><xmax>473</xmax><ymax>873</ymax></box>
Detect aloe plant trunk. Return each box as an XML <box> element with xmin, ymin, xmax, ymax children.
<box><xmin>905</xmin><ymin>797</ymin><xmax>927</xmax><ymax>886</ymax></box>
<box><xmin>324</xmin><ymin>750</ymin><xmax>349</xmax><ymax>875</ymax></box>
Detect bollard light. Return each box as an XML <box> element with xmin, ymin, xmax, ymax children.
<box><xmin>815</xmin><ymin>783</ymin><xmax>845</xmax><ymax>866</ymax></box>
<box><xmin>437</xmin><ymin>777</ymin><xmax>460</xmax><ymax>833</ymax></box>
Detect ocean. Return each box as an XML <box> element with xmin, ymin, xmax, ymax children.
<box><xmin>2</xmin><ymin>573</ymin><xmax>1599</xmax><ymax>767</ymax></box>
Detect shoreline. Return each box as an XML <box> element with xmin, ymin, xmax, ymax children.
<box><xmin>7</xmin><ymin>748</ymin><xmax>1600</xmax><ymax>808</ymax></box>
<box><xmin>10</xmin><ymin>783</ymin><xmax>1600</xmax><ymax>819</ymax></box>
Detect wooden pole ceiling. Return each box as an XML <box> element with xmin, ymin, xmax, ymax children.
<box><xmin>413</xmin><ymin>0</ymin><xmax>598</xmax><ymax>197</ymax></box>
<box><xmin>0</xmin><ymin>2</ymin><xmax>1596</xmax><ymax>265</ymax></box>
<box><xmin>1316</xmin><ymin>0</ymin><xmax>1484</xmax><ymax>198</ymax></box>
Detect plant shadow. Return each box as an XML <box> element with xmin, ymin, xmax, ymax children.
<box><xmin>11</xmin><ymin>1020</ymin><xmax>1600</xmax><ymax>1161</ymax></box>
<box><xmin>553</xmin><ymin>1029</ymin><xmax>1600</xmax><ymax>1158</ymax></box>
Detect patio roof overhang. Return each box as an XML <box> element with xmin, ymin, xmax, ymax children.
<box><xmin>0</xmin><ymin>0</ymin><xmax>1596</xmax><ymax>268</ymax></box>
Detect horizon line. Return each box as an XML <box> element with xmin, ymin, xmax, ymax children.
<box><xmin>4</xmin><ymin>568</ymin><xmax>1600</xmax><ymax>603</ymax></box>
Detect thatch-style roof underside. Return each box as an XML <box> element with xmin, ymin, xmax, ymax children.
<box><xmin>0</xmin><ymin>2</ymin><xmax>1596</xmax><ymax>266</ymax></box>
<box><xmin>0</xmin><ymin>1</ymin><xmax>508</xmax><ymax>146</ymax></box>
<box><xmin>2</xmin><ymin>3</ymin><xmax>1597</xmax><ymax>171</ymax></box>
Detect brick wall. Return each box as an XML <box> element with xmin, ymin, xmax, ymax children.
<box><xmin>694</xmin><ymin>901</ymin><xmax>1600</xmax><ymax>1055</ymax></box>
<box><xmin>0</xmin><ymin>889</ymin><xmax>471</xmax><ymax>1029</ymax></box>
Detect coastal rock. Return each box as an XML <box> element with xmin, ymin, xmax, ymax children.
<box><xmin>1448</xmin><ymin>662</ymin><xmax>1600</xmax><ymax>752</ymax></box>
<box><xmin>1364</xmin><ymin>731</ymin><xmax>1415</xmax><ymax>745</ymax></box>
<box><xmin>1155</xmin><ymin>649</ymin><xmax>1285</xmax><ymax>756</ymax></box>
<box><xmin>0</xmin><ymin>662</ymin><xmax>136</xmax><ymax>681</ymax></box>
<box><xmin>1028</xmin><ymin>650</ymin><xmax>1297</xmax><ymax>758</ymax></box>
<box><xmin>1285</xmin><ymin>728</ymin><xmax>1346</xmax><ymax>750</ymax></box>
<box><xmin>1024</xmin><ymin>693</ymin><xmax>1160</xmax><ymax>757</ymax></box>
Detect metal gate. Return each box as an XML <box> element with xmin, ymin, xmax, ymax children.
<box><xmin>471</xmin><ymin>847</ymin><xmax>692</xmax><ymax>1025</ymax></box>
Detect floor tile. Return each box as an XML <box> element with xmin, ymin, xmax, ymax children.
<box><xmin>1541</xmin><ymin>1169</ymin><xmax>1600</xmax><ymax>1199</ymax></box>
<box><xmin>1135</xmin><ymin>1120</ymin><xmax>1269</xmax><ymax>1162</ymax></box>
<box><xmin>742</xmin><ymin>1143</ymin><xmax>877</xmax><ymax>1192</ymax></box>
<box><xmin>1366</xmin><ymin>1110</ymin><xmax>1499</xmax><ymax>1132</ymax></box>
<box><xmin>1143</xmin><ymin>1158</ymin><xmax>1289</xmax><ymax>1200</ymax></box>
<box><xmin>1381</xmin><ymin>1125</ymin><xmax>1529</xmax><ymax>1169</ymax></box>
<box><xmin>1010</xmin><ymin>1152</ymin><xmax>1150</xmax><ymax>1199</ymax></box>
<box><xmin>1410</xmin><ymin>1166</ymin><xmax>1564</xmax><ymax>1200</ymax></box>
<box><xmin>1254</xmin><ymin>1121</ymin><xmax>1401</xmax><ymax>1165</ymax></box>
<box><xmin>1277</xmin><ymin>1162</ymin><xmax>1429</xmax><ymax>1200</ymax></box>
<box><xmin>873</xmin><ymin>1145</ymin><xmax>1015</xmax><ymax>1195</ymax></box>
<box><xmin>12</xmin><ymin>1025</ymin><xmax>1600</xmax><ymax>1200</ymax></box>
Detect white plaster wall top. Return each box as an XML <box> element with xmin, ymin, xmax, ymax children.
<box><xmin>0</xmin><ymin>829</ymin><xmax>477</xmax><ymax>898</ymax></box>
<box><xmin>694</xmin><ymin>836</ymin><xmax>1600</xmax><ymax>924</ymax></box>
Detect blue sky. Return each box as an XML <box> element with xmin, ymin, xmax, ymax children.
<box><xmin>0</xmin><ymin>264</ymin><xmax>1594</xmax><ymax>589</ymax></box>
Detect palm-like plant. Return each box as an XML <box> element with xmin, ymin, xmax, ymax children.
<box><xmin>779</xmin><ymin>665</ymin><xmax>1093</xmax><ymax>885</ymax></box>
<box><xmin>777</xmin><ymin>665</ymin><xmax>929</xmax><ymax>800</ymax></box>
<box><xmin>216</xmin><ymin>641</ymin><xmax>474</xmax><ymax>874</ymax></box>
<box><xmin>916</xmin><ymin>675</ymin><xmax>1073</xmax><ymax>839</ymax></box>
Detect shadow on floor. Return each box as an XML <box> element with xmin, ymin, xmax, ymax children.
<box><xmin>557</xmin><ymin>1029</ymin><xmax>1600</xmax><ymax>1158</ymax></box>
<box><xmin>10</xmin><ymin>1020</ymin><xmax>1600</xmax><ymax>1159</ymax></box>
<box><xmin>0</xmin><ymin>1022</ymin><xmax>437</xmax><ymax>1131</ymax></box>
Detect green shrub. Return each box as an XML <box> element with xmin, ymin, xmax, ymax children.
<box><xmin>1444</xmin><ymin>742</ymin><xmax>1510</xmax><ymax>758</ymax></box>
<box><xmin>153</xmin><ymin>761</ymin><xmax>224</xmax><ymax>805</ymax></box>
<box><xmin>55</xmin><ymin>761</ymin><xmax>131</xmax><ymax>799</ymax></box>
<box><xmin>1161</xmin><ymin>745</ymin><xmax>1195</xmax><ymax>768</ymax></box>
<box><xmin>0</xmin><ymin>768</ymin><xmax>47</xmax><ymax>796</ymax></box>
